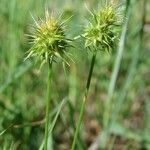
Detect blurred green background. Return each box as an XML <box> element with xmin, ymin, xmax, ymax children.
<box><xmin>0</xmin><ymin>0</ymin><xmax>150</xmax><ymax>149</ymax></box>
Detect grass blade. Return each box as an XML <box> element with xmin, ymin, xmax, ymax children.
<box><xmin>39</xmin><ymin>97</ymin><xmax>67</xmax><ymax>150</ymax></box>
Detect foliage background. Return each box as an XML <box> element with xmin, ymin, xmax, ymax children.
<box><xmin>0</xmin><ymin>0</ymin><xmax>150</xmax><ymax>149</ymax></box>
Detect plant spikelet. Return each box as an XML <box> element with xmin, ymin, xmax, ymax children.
<box><xmin>83</xmin><ymin>3</ymin><xmax>123</xmax><ymax>53</ymax></box>
<box><xmin>25</xmin><ymin>11</ymin><xmax>72</xmax><ymax>66</ymax></box>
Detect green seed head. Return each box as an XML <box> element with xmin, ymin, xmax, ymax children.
<box><xmin>83</xmin><ymin>3</ymin><xmax>123</xmax><ymax>53</ymax></box>
<box><xmin>25</xmin><ymin>11</ymin><xmax>72</xmax><ymax>66</ymax></box>
<box><xmin>99</xmin><ymin>5</ymin><xmax>117</xmax><ymax>25</ymax></box>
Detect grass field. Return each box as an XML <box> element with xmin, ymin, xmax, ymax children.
<box><xmin>0</xmin><ymin>0</ymin><xmax>150</xmax><ymax>149</ymax></box>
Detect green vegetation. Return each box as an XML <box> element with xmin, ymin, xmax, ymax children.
<box><xmin>0</xmin><ymin>0</ymin><xmax>150</xmax><ymax>149</ymax></box>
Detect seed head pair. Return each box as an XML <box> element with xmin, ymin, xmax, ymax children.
<box><xmin>25</xmin><ymin>3</ymin><xmax>123</xmax><ymax>150</ymax></box>
<box><xmin>25</xmin><ymin>3</ymin><xmax>122</xmax><ymax>65</ymax></box>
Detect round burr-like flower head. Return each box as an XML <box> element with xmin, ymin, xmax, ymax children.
<box><xmin>25</xmin><ymin>11</ymin><xmax>72</xmax><ymax>66</ymax></box>
<box><xmin>83</xmin><ymin>3</ymin><xmax>123</xmax><ymax>53</ymax></box>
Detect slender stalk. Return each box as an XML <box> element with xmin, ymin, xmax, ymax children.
<box><xmin>103</xmin><ymin>0</ymin><xmax>133</xmax><ymax>128</ymax></box>
<box><xmin>44</xmin><ymin>60</ymin><xmax>52</xmax><ymax>150</ymax></box>
<box><xmin>71</xmin><ymin>53</ymin><xmax>96</xmax><ymax>150</ymax></box>
<box><xmin>111</xmin><ymin>0</ymin><xmax>147</xmax><ymax>125</ymax></box>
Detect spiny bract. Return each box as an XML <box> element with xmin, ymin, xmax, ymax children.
<box><xmin>83</xmin><ymin>3</ymin><xmax>123</xmax><ymax>53</ymax></box>
<box><xmin>25</xmin><ymin>11</ymin><xmax>72</xmax><ymax>66</ymax></box>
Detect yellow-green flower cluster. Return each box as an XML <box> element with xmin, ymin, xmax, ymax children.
<box><xmin>83</xmin><ymin>4</ymin><xmax>122</xmax><ymax>53</ymax></box>
<box><xmin>25</xmin><ymin>12</ymin><xmax>72</xmax><ymax>66</ymax></box>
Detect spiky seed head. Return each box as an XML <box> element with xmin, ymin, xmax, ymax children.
<box><xmin>83</xmin><ymin>3</ymin><xmax>123</xmax><ymax>53</ymax></box>
<box><xmin>25</xmin><ymin>11</ymin><xmax>72</xmax><ymax>67</ymax></box>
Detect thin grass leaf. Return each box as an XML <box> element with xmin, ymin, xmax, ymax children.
<box><xmin>0</xmin><ymin>60</ymin><xmax>33</xmax><ymax>93</ymax></box>
<box><xmin>39</xmin><ymin>97</ymin><xmax>67</xmax><ymax>150</ymax></box>
<box><xmin>0</xmin><ymin>124</ymin><xmax>13</xmax><ymax>136</ymax></box>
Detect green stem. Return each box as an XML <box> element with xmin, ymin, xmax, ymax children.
<box><xmin>44</xmin><ymin>60</ymin><xmax>52</xmax><ymax>150</ymax></box>
<box><xmin>103</xmin><ymin>0</ymin><xmax>132</xmax><ymax>128</ymax></box>
<box><xmin>111</xmin><ymin>0</ymin><xmax>147</xmax><ymax>125</ymax></box>
<box><xmin>71</xmin><ymin>53</ymin><xmax>96</xmax><ymax>150</ymax></box>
